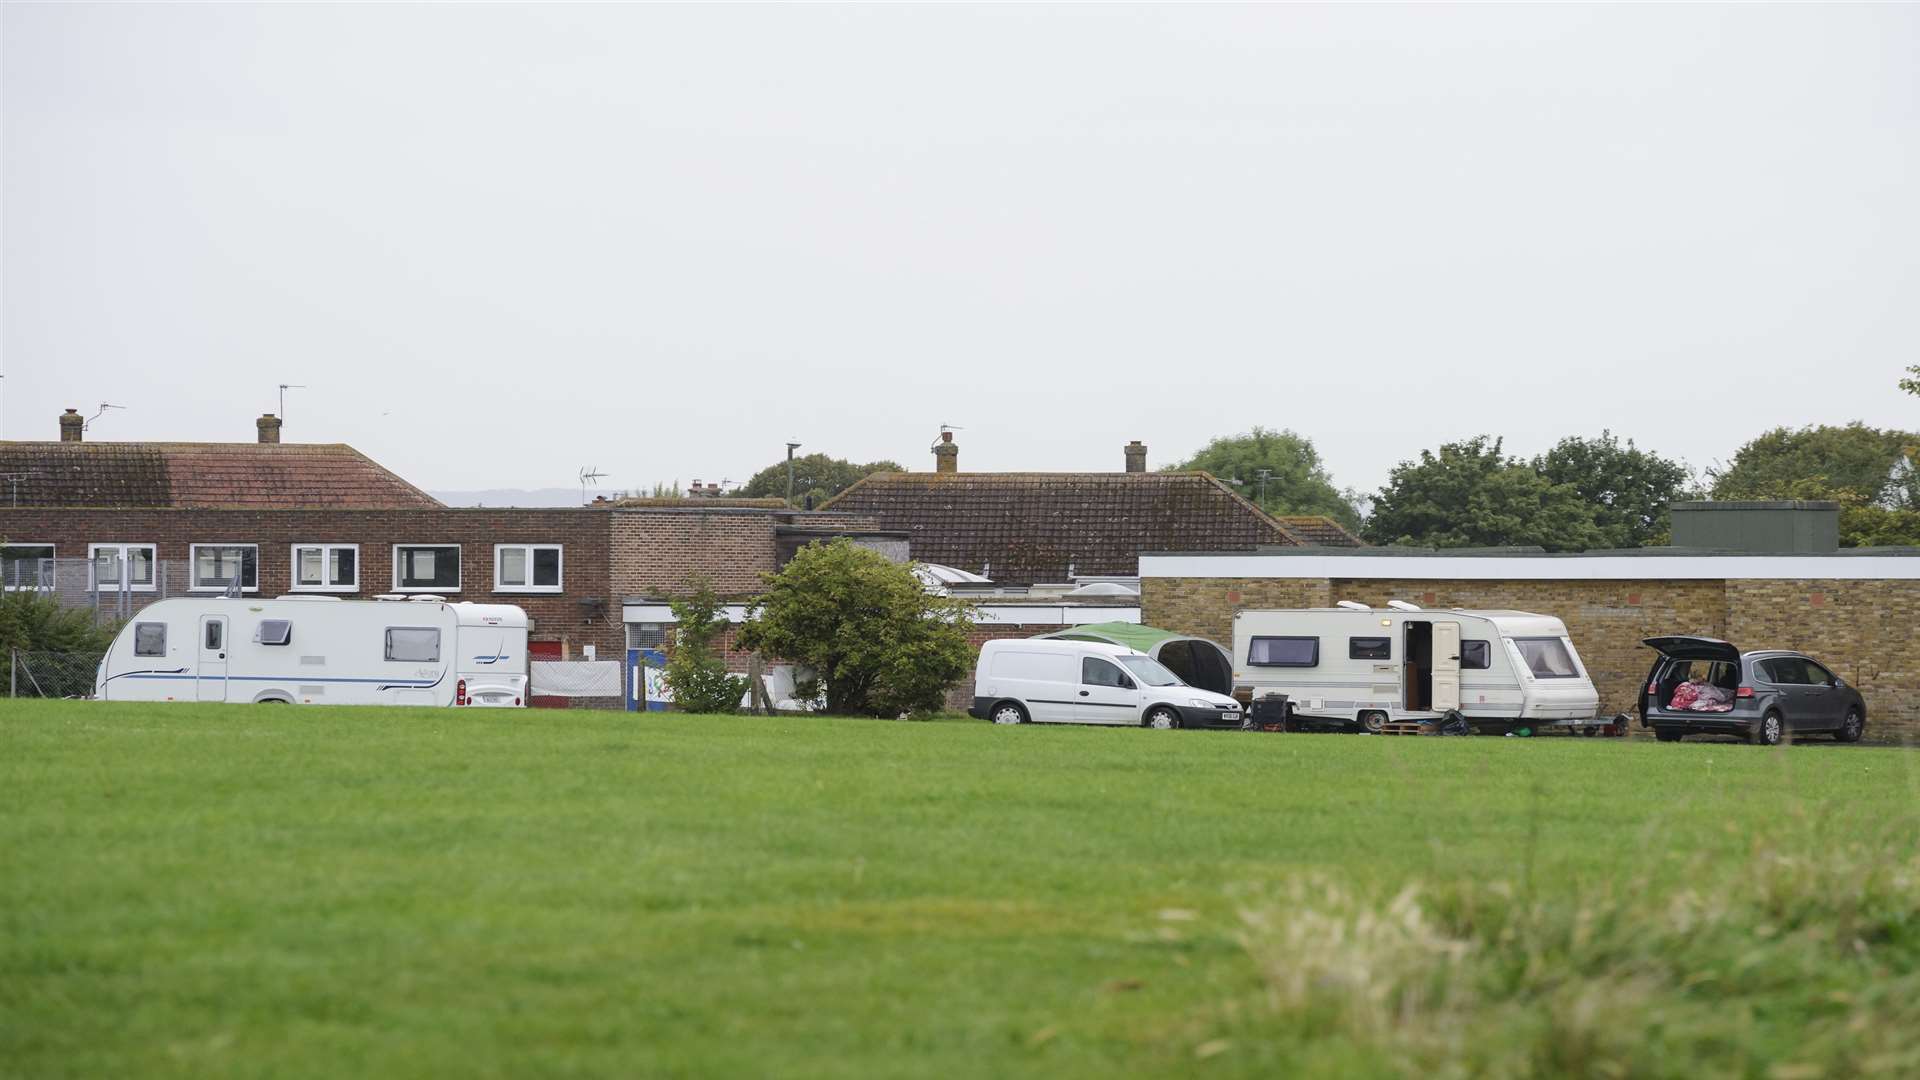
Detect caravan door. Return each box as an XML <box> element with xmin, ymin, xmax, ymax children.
<box><xmin>1431</xmin><ymin>621</ymin><xmax>1461</xmax><ymax>712</ymax></box>
<box><xmin>197</xmin><ymin>615</ymin><xmax>229</xmax><ymax>702</ymax></box>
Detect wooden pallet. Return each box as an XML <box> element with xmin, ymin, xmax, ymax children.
<box><xmin>1376</xmin><ymin>721</ymin><xmax>1436</xmax><ymax>736</ymax></box>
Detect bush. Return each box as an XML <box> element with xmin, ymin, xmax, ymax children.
<box><xmin>738</xmin><ymin>539</ymin><xmax>974</xmax><ymax>718</ymax></box>
<box><xmin>0</xmin><ymin>591</ymin><xmax>116</xmax><ymax>653</ymax></box>
<box><xmin>662</xmin><ymin>582</ymin><xmax>748</xmax><ymax>715</ymax></box>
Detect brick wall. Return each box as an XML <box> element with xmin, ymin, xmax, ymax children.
<box><xmin>1144</xmin><ymin>575</ymin><xmax>1919</xmax><ymax>744</ymax></box>
<box><xmin>611</xmin><ymin>511</ymin><xmax>778</xmax><ymax>599</ymax></box>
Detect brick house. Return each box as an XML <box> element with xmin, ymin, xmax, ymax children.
<box><xmin>1141</xmin><ymin>503</ymin><xmax>1920</xmax><ymax>743</ymax></box>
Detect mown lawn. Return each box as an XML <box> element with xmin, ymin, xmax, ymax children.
<box><xmin>3</xmin><ymin>702</ymin><xmax>1918</xmax><ymax>1078</ymax></box>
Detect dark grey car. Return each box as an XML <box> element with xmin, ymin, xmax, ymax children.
<box><xmin>1639</xmin><ymin>636</ymin><xmax>1866</xmax><ymax>746</ymax></box>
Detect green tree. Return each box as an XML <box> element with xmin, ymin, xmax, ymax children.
<box><xmin>0</xmin><ymin>591</ymin><xmax>116</xmax><ymax>653</ymax></box>
<box><xmin>1901</xmin><ymin>365</ymin><xmax>1920</xmax><ymax>397</ymax></box>
<box><xmin>1532</xmin><ymin>431</ymin><xmax>1693</xmax><ymax>548</ymax></box>
<box><xmin>662</xmin><ymin>581</ymin><xmax>748</xmax><ymax>714</ymax></box>
<box><xmin>738</xmin><ymin>539</ymin><xmax>975</xmax><ymax>718</ymax></box>
<box><xmin>736</xmin><ymin>454</ymin><xmax>904</xmax><ymax>506</ymax></box>
<box><xmin>1362</xmin><ymin>436</ymin><xmax>1604</xmax><ymax>552</ymax></box>
<box><xmin>1709</xmin><ymin>423</ymin><xmax>1919</xmax><ymax>509</ymax></box>
<box><xmin>1164</xmin><ymin>427</ymin><xmax>1360</xmax><ymax>529</ymax></box>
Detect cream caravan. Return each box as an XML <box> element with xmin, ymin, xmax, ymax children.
<box><xmin>94</xmin><ymin>596</ymin><xmax>528</xmax><ymax>707</ymax></box>
<box><xmin>1231</xmin><ymin>604</ymin><xmax>1606</xmax><ymax>733</ymax></box>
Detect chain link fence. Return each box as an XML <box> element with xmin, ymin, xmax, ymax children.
<box><xmin>8</xmin><ymin>650</ymin><xmax>105</xmax><ymax>699</ymax></box>
<box><xmin>3</xmin><ymin>555</ymin><xmax>194</xmax><ymax>623</ymax></box>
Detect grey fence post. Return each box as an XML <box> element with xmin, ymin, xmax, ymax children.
<box><xmin>8</xmin><ymin>649</ymin><xmax>15</xmax><ymax>699</ymax></box>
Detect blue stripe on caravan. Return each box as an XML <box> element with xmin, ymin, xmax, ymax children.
<box><xmin>120</xmin><ymin>674</ymin><xmax>438</xmax><ymax>686</ymax></box>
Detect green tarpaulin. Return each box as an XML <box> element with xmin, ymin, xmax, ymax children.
<box><xmin>1036</xmin><ymin>622</ymin><xmax>1234</xmax><ymax>694</ymax></box>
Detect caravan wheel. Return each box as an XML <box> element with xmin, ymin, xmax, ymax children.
<box><xmin>1359</xmin><ymin>710</ymin><xmax>1388</xmax><ymax>734</ymax></box>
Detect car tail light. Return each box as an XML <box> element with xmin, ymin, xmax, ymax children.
<box><xmin>1736</xmin><ymin>686</ymin><xmax>1753</xmax><ymax>698</ymax></box>
<box><xmin>1647</xmin><ymin>682</ymin><xmax>1657</xmax><ymax>695</ymax></box>
<box><xmin>457</xmin><ymin>678</ymin><xmax>467</xmax><ymax>706</ymax></box>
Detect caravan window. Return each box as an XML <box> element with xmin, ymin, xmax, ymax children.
<box><xmin>1249</xmin><ymin>636</ymin><xmax>1318</xmax><ymax>668</ymax></box>
<box><xmin>254</xmin><ymin>620</ymin><xmax>292</xmax><ymax>647</ymax></box>
<box><xmin>1349</xmin><ymin>637</ymin><xmax>1391</xmax><ymax>660</ymax></box>
<box><xmin>190</xmin><ymin>544</ymin><xmax>258</xmax><ymax>592</ymax></box>
<box><xmin>394</xmin><ymin>545</ymin><xmax>460</xmax><ymax>591</ymax></box>
<box><xmin>384</xmin><ymin>627</ymin><xmax>441</xmax><ymax>663</ymax></box>
<box><xmin>1461</xmin><ymin>640</ymin><xmax>1491</xmax><ymax>670</ymax></box>
<box><xmin>1515</xmin><ymin>637</ymin><xmax>1579</xmax><ymax>679</ymax></box>
<box><xmin>134</xmin><ymin>622</ymin><xmax>167</xmax><ymax>657</ymax></box>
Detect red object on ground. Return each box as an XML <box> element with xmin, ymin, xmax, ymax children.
<box><xmin>528</xmin><ymin>640</ymin><xmax>566</xmax><ymax>709</ymax></box>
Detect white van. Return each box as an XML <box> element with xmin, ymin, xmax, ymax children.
<box><xmin>1232</xmin><ymin>604</ymin><xmax>1605</xmax><ymax>733</ymax></box>
<box><xmin>968</xmin><ymin>638</ymin><xmax>1245</xmax><ymax>729</ymax></box>
<box><xmin>93</xmin><ymin>595</ymin><xmax>529</xmax><ymax>707</ymax></box>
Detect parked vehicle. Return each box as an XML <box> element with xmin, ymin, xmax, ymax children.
<box><xmin>1230</xmin><ymin>604</ymin><xmax>1611</xmax><ymax>734</ymax></box>
<box><xmin>94</xmin><ymin>595</ymin><xmax>528</xmax><ymax>707</ymax></box>
<box><xmin>968</xmin><ymin>639</ymin><xmax>1244</xmax><ymax>729</ymax></box>
<box><xmin>1638</xmin><ymin>636</ymin><xmax>1865</xmax><ymax>745</ymax></box>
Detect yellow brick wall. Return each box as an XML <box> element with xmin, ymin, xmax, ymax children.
<box><xmin>1143</xmin><ymin>574</ymin><xmax>1919</xmax><ymax>744</ymax></box>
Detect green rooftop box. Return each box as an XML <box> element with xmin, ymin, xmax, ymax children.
<box><xmin>1669</xmin><ymin>501</ymin><xmax>1840</xmax><ymax>554</ymax></box>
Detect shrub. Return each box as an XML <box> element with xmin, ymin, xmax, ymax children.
<box><xmin>662</xmin><ymin>582</ymin><xmax>747</xmax><ymax>715</ymax></box>
<box><xmin>0</xmin><ymin>591</ymin><xmax>116</xmax><ymax>653</ymax></box>
<box><xmin>738</xmin><ymin>539</ymin><xmax>974</xmax><ymax>718</ymax></box>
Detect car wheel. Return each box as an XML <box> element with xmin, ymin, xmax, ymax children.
<box><xmin>1359</xmin><ymin>710</ymin><xmax>1388</xmax><ymax>734</ymax></box>
<box><xmin>1750</xmin><ymin>711</ymin><xmax>1784</xmax><ymax>747</ymax></box>
<box><xmin>1144</xmin><ymin>706</ymin><xmax>1181</xmax><ymax>730</ymax></box>
<box><xmin>1837</xmin><ymin>708</ymin><xmax>1864</xmax><ymax>743</ymax></box>
<box><xmin>1654</xmin><ymin>727</ymin><xmax>1683</xmax><ymax>742</ymax></box>
<box><xmin>989</xmin><ymin>702</ymin><xmax>1028</xmax><ymax>725</ymax></box>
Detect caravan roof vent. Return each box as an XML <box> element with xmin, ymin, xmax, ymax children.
<box><xmin>1386</xmin><ymin>600</ymin><xmax>1422</xmax><ymax>612</ymax></box>
<box><xmin>1335</xmin><ymin>600</ymin><xmax>1371</xmax><ymax>611</ymax></box>
<box><xmin>408</xmin><ymin>594</ymin><xmax>447</xmax><ymax>602</ymax></box>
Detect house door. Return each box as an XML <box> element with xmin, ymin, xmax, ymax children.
<box><xmin>528</xmin><ymin>640</ymin><xmax>566</xmax><ymax>709</ymax></box>
<box><xmin>1431</xmin><ymin>621</ymin><xmax>1462</xmax><ymax>713</ymax></box>
<box><xmin>197</xmin><ymin>615</ymin><xmax>229</xmax><ymax>702</ymax></box>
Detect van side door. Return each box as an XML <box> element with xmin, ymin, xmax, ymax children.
<box><xmin>1076</xmin><ymin>657</ymin><xmax>1142</xmax><ymax>725</ymax></box>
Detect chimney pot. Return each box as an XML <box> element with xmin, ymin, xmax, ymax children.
<box><xmin>1124</xmin><ymin>440</ymin><xmax>1147</xmax><ymax>473</ymax></box>
<box><xmin>59</xmin><ymin>408</ymin><xmax>84</xmax><ymax>442</ymax></box>
<box><xmin>257</xmin><ymin>414</ymin><xmax>282</xmax><ymax>444</ymax></box>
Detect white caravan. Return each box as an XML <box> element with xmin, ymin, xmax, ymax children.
<box><xmin>1231</xmin><ymin>605</ymin><xmax>1604</xmax><ymax>733</ymax></box>
<box><xmin>94</xmin><ymin>596</ymin><xmax>528</xmax><ymax>707</ymax></box>
<box><xmin>969</xmin><ymin>638</ymin><xmax>1245</xmax><ymax>729</ymax></box>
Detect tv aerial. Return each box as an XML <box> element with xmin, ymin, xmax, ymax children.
<box><xmin>579</xmin><ymin>465</ymin><xmax>608</xmax><ymax>504</ymax></box>
<box><xmin>85</xmin><ymin>402</ymin><xmax>125</xmax><ymax>431</ymax></box>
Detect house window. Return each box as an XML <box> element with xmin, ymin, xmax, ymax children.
<box><xmin>627</xmin><ymin>623</ymin><xmax>669</xmax><ymax>649</ymax></box>
<box><xmin>292</xmin><ymin>544</ymin><xmax>358</xmax><ymax>591</ymax></box>
<box><xmin>88</xmin><ymin>543</ymin><xmax>157</xmax><ymax>592</ymax></box>
<box><xmin>384</xmin><ymin>627</ymin><xmax>441</xmax><ymax>662</ymax></box>
<box><xmin>393</xmin><ymin>545</ymin><xmax>460</xmax><ymax>591</ymax></box>
<box><xmin>134</xmin><ymin>622</ymin><xmax>167</xmax><ymax>657</ymax></box>
<box><xmin>1248</xmin><ymin>636</ymin><xmax>1319</xmax><ymax>668</ymax></box>
<box><xmin>1349</xmin><ymin>637</ymin><xmax>1391</xmax><ymax>660</ymax></box>
<box><xmin>1461</xmin><ymin>640</ymin><xmax>1491</xmax><ymax>670</ymax></box>
<box><xmin>254</xmin><ymin>619</ymin><xmax>293</xmax><ymax>646</ymax></box>
<box><xmin>1</xmin><ymin>544</ymin><xmax>55</xmax><ymax>590</ymax></box>
<box><xmin>494</xmin><ymin>544</ymin><xmax>562</xmax><ymax>592</ymax></box>
<box><xmin>190</xmin><ymin>544</ymin><xmax>258</xmax><ymax>592</ymax></box>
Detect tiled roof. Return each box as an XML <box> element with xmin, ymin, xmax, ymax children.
<box><xmin>1274</xmin><ymin>515</ymin><xmax>1365</xmax><ymax>548</ymax></box>
<box><xmin>0</xmin><ymin>442</ymin><xmax>442</xmax><ymax>509</ymax></box>
<box><xmin>821</xmin><ymin>472</ymin><xmax>1298</xmax><ymax>584</ymax></box>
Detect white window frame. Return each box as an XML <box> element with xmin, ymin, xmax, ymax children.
<box><xmin>290</xmin><ymin>543</ymin><xmax>360</xmax><ymax>592</ymax></box>
<box><xmin>392</xmin><ymin>543</ymin><xmax>461</xmax><ymax>593</ymax></box>
<box><xmin>1</xmin><ymin>543</ymin><xmax>56</xmax><ymax>592</ymax></box>
<box><xmin>493</xmin><ymin>543</ymin><xmax>563</xmax><ymax>594</ymax></box>
<box><xmin>88</xmin><ymin>543</ymin><xmax>158</xmax><ymax>593</ymax></box>
<box><xmin>189</xmin><ymin>543</ymin><xmax>259</xmax><ymax>593</ymax></box>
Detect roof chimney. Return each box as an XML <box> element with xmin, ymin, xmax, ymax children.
<box><xmin>256</xmin><ymin>414</ymin><xmax>282</xmax><ymax>444</ymax></box>
<box><xmin>59</xmin><ymin>408</ymin><xmax>83</xmax><ymax>442</ymax></box>
<box><xmin>934</xmin><ymin>430</ymin><xmax>958</xmax><ymax>474</ymax></box>
<box><xmin>1124</xmin><ymin>440</ymin><xmax>1147</xmax><ymax>473</ymax></box>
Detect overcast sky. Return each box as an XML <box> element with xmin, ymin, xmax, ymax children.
<box><xmin>5</xmin><ymin>4</ymin><xmax>1917</xmax><ymax>500</ymax></box>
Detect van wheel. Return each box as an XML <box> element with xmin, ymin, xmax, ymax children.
<box><xmin>1836</xmin><ymin>709</ymin><xmax>1864</xmax><ymax>743</ymax></box>
<box><xmin>1750</xmin><ymin>711</ymin><xmax>1784</xmax><ymax>747</ymax></box>
<box><xmin>1144</xmin><ymin>707</ymin><xmax>1181</xmax><ymax>730</ymax></box>
<box><xmin>1359</xmin><ymin>710</ymin><xmax>1388</xmax><ymax>734</ymax></box>
<box><xmin>989</xmin><ymin>702</ymin><xmax>1028</xmax><ymax>725</ymax></box>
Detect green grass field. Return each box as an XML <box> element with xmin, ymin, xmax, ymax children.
<box><xmin>4</xmin><ymin>702</ymin><xmax>1919</xmax><ymax>1078</ymax></box>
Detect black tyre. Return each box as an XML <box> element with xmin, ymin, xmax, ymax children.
<box><xmin>1836</xmin><ymin>708</ymin><xmax>1864</xmax><ymax>743</ymax></box>
<box><xmin>1143</xmin><ymin>706</ymin><xmax>1181</xmax><ymax>730</ymax></box>
<box><xmin>988</xmin><ymin>701</ymin><xmax>1029</xmax><ymax>726</ymax></box>
<box><xmin>1654</xmin><ymin>727</ymin><xmax>1683</xmax><ymax>743</ymax></box>
<box><xmin>1750</xmin><ymin>711</ymin><xmax>1784</xmax><ymax>747</ymax></box>
<box><xmin>1359</xmin><ymin>710</ymin><xmax>1388</xmax><ymax>734</ymax></box>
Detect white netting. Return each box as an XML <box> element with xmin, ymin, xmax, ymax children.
<box><xmin>530</xmin><ymin>660</ymin><xmax>621</xmax><ymax>698</ymax></box>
